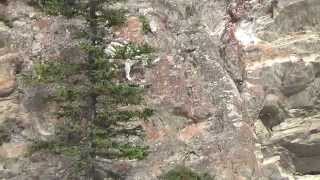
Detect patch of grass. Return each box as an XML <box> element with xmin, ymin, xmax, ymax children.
<box><xmin>160</xmin><ymin>166</ymin><xmax>214</xmax><ymax>180</ymax></box>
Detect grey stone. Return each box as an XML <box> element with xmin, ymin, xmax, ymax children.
<box><xmin>1</xmin><ymin>0</ymin><xmax>320</xmax><ymax>179</ymax></box>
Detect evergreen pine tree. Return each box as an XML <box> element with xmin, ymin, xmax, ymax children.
<box><xmin>24</xmin><ymin>0</ymin><xmax>154</xmax><ymax>179</ymax></box>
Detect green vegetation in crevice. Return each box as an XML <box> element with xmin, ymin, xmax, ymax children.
<box><xmin>23</xmin><ymin>0</ymin><xmax>155</xmax><ymax>179</ymax></box>
<box><xmin>139</xmin><ymin>15</ymin><xmax>152</xmax><ymax>34</ymax></box>
<box><xmin>160</xmin><ymin>166</ymin><xmax>214</xmax><ymax>180</ymax></box>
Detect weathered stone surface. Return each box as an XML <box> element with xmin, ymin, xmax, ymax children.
<box><xmin>115</xmin><ymin>16</ymin><xmax>145</xmax><ymax>44</ymax></box>
<box><xmin>240</xmin><ymin>0</ymin><xmax>320</xmax><ymax>178</ymax></box>
<box><xmin>0</xmin><ymin>142</ymin><xmax>28</xmax><ymax>158</ymax></box>
<box><xmin>124</xmin><ymin>0</ymin><xmax>261</xmax><ymax>179</ymax></box>
<box><xmin>0</xmin><ymin>49</ymin><xmax>20</xmax><ymax>97</ymax></box>
<box><xmin>1</xmin><ymin>0</ymin><xmax>320</xmax><ymax>179</ymax></box>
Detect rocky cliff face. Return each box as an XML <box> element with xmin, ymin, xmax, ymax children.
<box><xmin>244</xmin><ymin>0</ymin><xmax>320</xmax><ymax>179</ymax></box>
<box><xmin>1</xmin><ymin>0</ymin><xmax>320</xmax><ymax>179</ymax></box>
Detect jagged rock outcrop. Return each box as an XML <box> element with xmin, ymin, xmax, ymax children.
<box><xmin>1</xmin><ymin>0</ymin><xmax>320</xmax><ymax>179</ymax></box>
<box><xmin>242</xmin><ymin>0</ymin><xmax>320</xmax><ymax>179</ymax></box>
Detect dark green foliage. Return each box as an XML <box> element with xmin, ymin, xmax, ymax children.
<box><xmin>38</xmin><ymin>0</ymin><xmax>66</xmax><ymax>16</ymax></box>
<box><xmin>99</xmin><ymin>9</ymin><xmax>127</xmax><ymax>27</ymax></box>
<box><xmin>27</xmin><ymin>56</ymin><xmax>150</xmax><ymax>178</ymax></box>
<box><xmin>161</xmin><ymin>166</ymin><xmax>214</xmax><ymax>180</ymax></box>
<box><xmin>27</xmin><ymin>0</ymin><xmax>79</xmax><ymax>17</ymax></box>
<box><xmin>28</xmin><ymin>0</ymin><xmax>127</xmax><ymax>26</ymax></box>
<box><xmin>22</xmin><ymin>61</ymin><xmax>82</xmax><ymax>84</ymax></box>
<box><xmin>107</xmin><ymin>84</ymin><xmax>143</xmax><ymax>104</ymax></box>
<box><xmin>25</xmin><ymin>1</ymin><xmax>154</xmax><ymax>178</ymax></box>
<box><xmin>141</xmin><ymin>108</ymin><xmax>154</xmax><ymax>120</ymax></box>
<box><xmin>118</xmin><ymin>144</ymin><xmax>148</xmax><ymax>160</ymax></box>
<box><xmin>30</xmin><ymin>140</ymin><xmax>81</xmax><ymax>157</ymax></box>
<box><xmin>113</xmin><ymin>43</ymin><xmax>155</xmax><ymax>60</ymax></box>
<box><xmin>139</xmin><ymin>15</ymin><xmax>152</xmax><ymax>34</ymax></box>
<box><xmin>112</xmin><ymin>43</ymin><xmax>155</xmax><ymax>66</ymax></box>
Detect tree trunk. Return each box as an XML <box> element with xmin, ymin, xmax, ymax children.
<box><xmin>84</xmin><ymin>0</ymin><xmax>99</xmax><ymax>179</ymax></box>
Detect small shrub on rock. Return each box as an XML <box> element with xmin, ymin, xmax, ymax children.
<box><xmin>161</xmin><ymin>166</ymin><xmax>214</xmax><ymax>180</ymax></box>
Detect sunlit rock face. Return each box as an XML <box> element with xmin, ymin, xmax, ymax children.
<box><xmin>0</xmin><ymin>0</ymin><xmax>320</xmax><ymax>179</ymax></box>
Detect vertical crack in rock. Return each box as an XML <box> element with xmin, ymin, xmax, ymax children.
<box><xmin>220</xmin><ymin>0</ymin><xmax>251</xmax><ymax>92</ymax></box>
